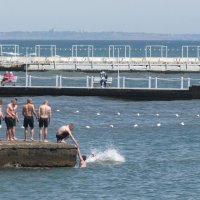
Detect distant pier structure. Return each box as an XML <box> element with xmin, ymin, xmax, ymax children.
<box><xmin>0</xmin><ymin>44</ymin><xmax>200</xmax><ymax>72</ymax></box>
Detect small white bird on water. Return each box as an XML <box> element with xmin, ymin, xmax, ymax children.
<box><xmin>86</xmin><ymin>125</ymin><xmax>90</xmax><ymax>129</ymax></box>
<box><xmin>157</xmin><ymin>123</ymin><xmax>161</xmax><ymax>127</ymax></box>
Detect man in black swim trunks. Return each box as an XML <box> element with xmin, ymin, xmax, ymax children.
<box><xmin>22</xmin><ymin>98</ymin><xmax>38</xmax><ymax>141</ymax></box>
<box><xmin>56</xmin><ymin>124</ymin><xmax>79</xmax><ymax>146</ymax></box>
<box><xmin>38</xmin><ymin>100</ymin><xmax>51</xmax><ymax>142</ymax></box>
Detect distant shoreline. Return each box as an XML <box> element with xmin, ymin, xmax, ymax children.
<box><xmin>0</xmin><ymin>31</ymin><xmax>200</xmax><ymax>40</ymax></box>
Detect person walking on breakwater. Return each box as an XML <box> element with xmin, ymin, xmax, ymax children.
<box><xmin>5</xmin><ymin>99</ymin><xmax>18</xmax><ymax>141</ymax></box>
<box><xmin>56</xmin><ymin>123</ymin><xmax>79</xmax><ymax>146</ymax></box>
<box><xmin>38</xmin><ymin>100</ymin><xmax>51</xmax><ymax>142</ymax></box>
<box><xmin>0</xmin><ymin>98</ymin><xmax>4</xmax><ymax>129</ymax></box>
<box><xmin>22</xmin><ymin>98</ymin><xmax>38</xmax><ymax>141</ymax></box>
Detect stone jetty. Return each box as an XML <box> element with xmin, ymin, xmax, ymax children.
<box><xmin>1</xmin><ymin>56</ymin><xmax>200</xmax><ymax>72</ymax></box>
<box><xmin>0</xmin><ymin>141</ymin><xmax>77</xmax><ymax>168</ymax></box>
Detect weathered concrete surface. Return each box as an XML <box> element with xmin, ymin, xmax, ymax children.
<box><xmin>0</xmin><ymin>141</ymin><xmax>77</xmax><ymax>167</ymax></box>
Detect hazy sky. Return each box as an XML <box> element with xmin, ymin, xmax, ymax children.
<box><xmin>0</xmin><ymin>0</ymin><xmax>199</xmax><ymax>34</ymax></box>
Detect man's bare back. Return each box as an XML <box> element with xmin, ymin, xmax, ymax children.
<box><xmin>39</xmin><ymin>102</ymin><xmax>51</xmax><ymax>119</ymax></box>
<box><xmin>23</xmin><ymin>103</ymin><xmax>35</xmax><ymax>117</ymax></box>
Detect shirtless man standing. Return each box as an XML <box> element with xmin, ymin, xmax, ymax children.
<box><xmin>22</xmin><ymin>98</ymin><xmax>37</xmax><ymax>141</ymax></box>
<box><xmin>12</xmin><ymin>98</ymin><xmax>18</xmax><ymax>140</ymax></box>
<box><xmin>5</xmin><ymin>99</ymin><xmax>18</xmax><ymax>141</ymax></box>
<box><xmin>38</xmin><ymin>100</ymin><xmax>51</xmax><ymax>142</ymax></box>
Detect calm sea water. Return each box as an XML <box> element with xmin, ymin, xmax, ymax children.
<box><xmin>1</xmin><ymin>40</ymin><xmax>200</xmax><ymax>199</ymax></box>
<box><xmin>1</xmin><ymin>95</ymin><xmax>200</xmax><ymax>199</ymax></box>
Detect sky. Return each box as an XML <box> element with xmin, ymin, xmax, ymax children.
<box><xmin>0</xmin><ymin>0</ymin><xmax>199</xmax><ymax>34</ymax></box>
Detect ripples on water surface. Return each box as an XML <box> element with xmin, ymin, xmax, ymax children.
<box><xmin>1</xmin><ymin>91</ymin><xmax>200</xmax><ymax>199</ymax></box>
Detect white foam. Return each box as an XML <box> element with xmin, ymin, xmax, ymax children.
<box><xmin>86</xmin><ymin>125</ymin><xmax>90</xmax><ymax>129</ymax></box>
<box><xmin>87</xmin><ymin>148</ymin><xmax>125</xmax><ymax>163</ymax></box>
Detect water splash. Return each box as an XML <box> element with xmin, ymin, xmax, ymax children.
<box><xmin>87</xmin><ymin>148</ymin><xmax>125</xmax><ymax>163</ymax></box>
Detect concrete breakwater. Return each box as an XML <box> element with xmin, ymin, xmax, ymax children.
<box><xmin>0</xmin><ymin>141</ymin><xmax>77</xmax><ymax>167</ymax></box>
<box><xmin>1</xmin><ymin>85</ymin><xmax>199</xmax><ymax>101</ymax></box>
<box><xmin>1</xmin><ymin>56</ymin><xmax>200</xmax><ymax>72</ymax></box>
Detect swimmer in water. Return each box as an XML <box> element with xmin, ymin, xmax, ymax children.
<box><xmin>77</xmin><ymin>148</ymin><xmax>87</xmax><ymax>168</ymax></box>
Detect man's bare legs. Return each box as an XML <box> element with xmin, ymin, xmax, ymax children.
<box><xmin>24</xmin><ymin>127</ymin><xmax>34</xmax><ymax>141</ymax></box>
<box><xmin>44</xmin><ymin>127</ymin><xmax>48</xmax><ymax>142</ymax></box>
<box><xmin>39</xmin><ymin>127</ymin><xmax>43</xmax><ymax>142</ymax></box>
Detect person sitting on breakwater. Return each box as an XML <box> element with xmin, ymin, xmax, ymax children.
<box><xmin>56</xmin><ymin>124</ymin><xmax>79</xmax><ymax>145</ymax></box>
<box><xmin>1</xmin><ymin>71</ymin><xmax>9</xmax><ymax>86</ymax></box>
<box><xmin>100</xmin><ymin>70</ymin><xmax>108</xmax><ymax>88</ymax></box>
<box><xmin>22</xmin><ymin>98</ymin><xmax>38</xmax><ymax>141</ymax></box>
<box><xmin>38</xmin><ymin>100</ymin><xmax>51</xmax><ymax>142</ymax></box>
<box><xmin>5</xmin><ymin>99</ymin><xmax>18</xmax><ymax>141</ymax></box>
<box><xmin>9</xmin><ymin>72</ymin><xmax>15</xmax><ymax>82</ymax></box>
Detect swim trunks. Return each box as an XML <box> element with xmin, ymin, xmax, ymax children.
<box><xmin>39</xmin><ymin>118</ymin><xmax>49</xmax><ymax>128</ymax></box>
<box><xmin>5</xmin><ymin>116</ymin><xmax>14</xmax><ymax>129</ymax></box>
<box><xmin>23</xmin><ymin>116</ymin><xmax>34</xmax><ymax>128</ymax></box>
<box><xmin>56</xmin><ymin>131</ymin><xmax>69</xmax><ymax>142</ymax></box>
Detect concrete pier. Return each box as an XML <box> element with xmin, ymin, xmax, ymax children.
<box><xmin>0</xmin><ymin>141</ymin><xmax>77</xmax><ymax>167</ymax></box>
<box><xmin>1</xmin><ymin>56</ymin><xmax>200</xmax><ymax>72</ymax></box>
<box><xmin>0</xmin><ymin>86</ymin><xmax>195</xmax><ymax>100</ymax></box>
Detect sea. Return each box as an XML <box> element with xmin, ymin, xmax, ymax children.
<box><xmin>1</xmin><ymin>40</ymin><xmax>200</xmax><ymax>200</ymax></box>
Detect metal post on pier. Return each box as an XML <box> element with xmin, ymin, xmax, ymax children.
<box><xmin>59</xmin><ymin>76</ymin><xmax>62</xmax><ymax>87</ymax></box>
<box><xmin>148</xmin><ymin>76</ymin><xmax>152</xmax><ymax>88</ymax></box>
<box><xmin>122</xmin><ymin>77</ymin><xmax>125</xmax><ymax>88</ymax></box>
<box><xmin>86</xmin><ymin>76</ymin><xmax>89</xmax><ymax>88</ymax></box>
<box><xmin>25</xmin><ymin>47</ymin><xmax>28</xmax><ymax>87</ymax></box>
<box><xmin>91</xmin><ymin>76</ymin><xmax>94</xmax><ymax>88</ymax></box>
<box><xmin>155</xmin><ymin>77</ymin><xmax>158</xmax><ymax>88</ymax></box>
<box><xmin>117</xmin><ymin>48</ymin><xmax>120</xmax><ymax>88</ymax></box>
<box><xmin>56</xmin><ymin>75</ymin><xmax>59</xmax><ymax>87</ymax></box>
<box><xmin>181</xmin><ymin>77</ymin><xmax>184</xmax><ymax>89</ymax></box>
<box><xmin>187</xmin><ymin>77</ymin><xmax>191</xmax><ymax>88</ymax></box>
<box><xmin>29</xmin><ymin>75</ymin><xmax>32</xmax><ymax>87</ymax></box>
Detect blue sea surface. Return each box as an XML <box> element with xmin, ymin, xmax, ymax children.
<box><xmin>1</xmin><ymin>95</ymin><xmax>200</xmax><ymax>199</ymax></box>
